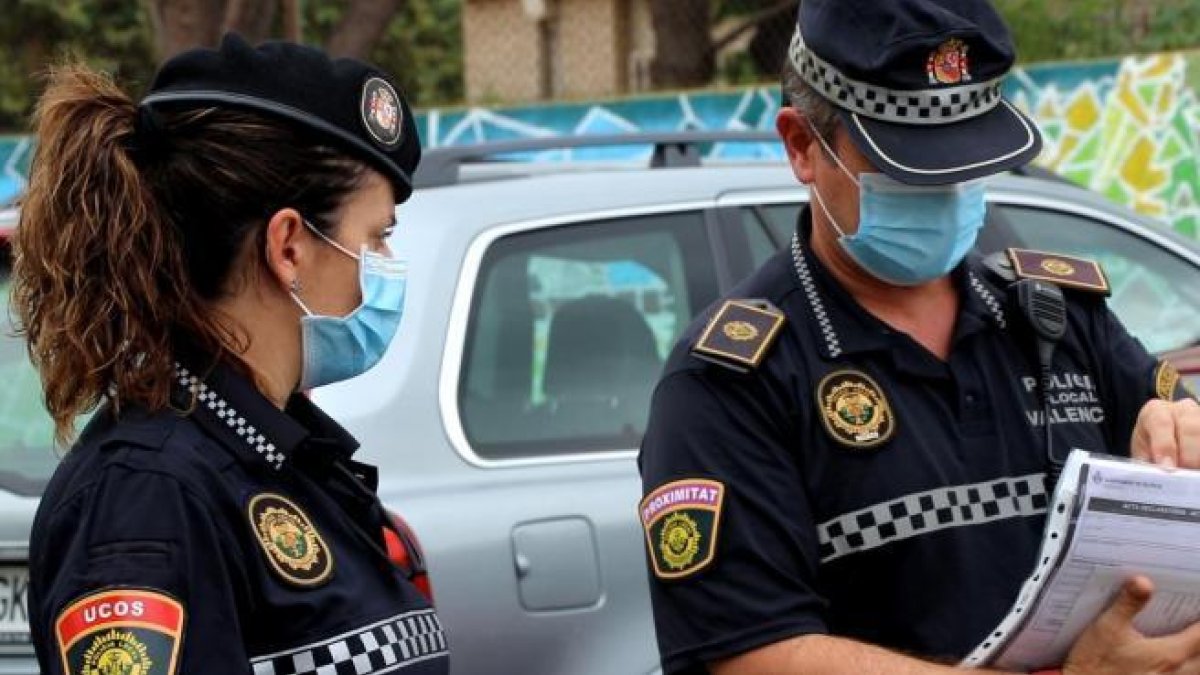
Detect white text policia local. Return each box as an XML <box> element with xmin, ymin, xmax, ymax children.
<box><xmin>1022</xmin><ymin>372</ymin><xmax>1105</xmax><ymax>426</ymax></box>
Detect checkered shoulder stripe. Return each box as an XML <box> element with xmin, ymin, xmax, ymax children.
<box><xmin>175</xmin><ymin>364</ymin><xmax>285</xmax><ymax>470</ymax></box>
<box><xmin>788</xmin><ymin>30</ymin><xmax>1005</xmax><ymax>126</ymax></box>
<box><xmin>250</xmin><ymin>609</ymin><xmax>447</xmax><ymax>675</ymax></box>
<box><xmin>818</xmin><ymin>473</ymin><xmax>1048</xmax><ymax>563</ymax></box>
<box><xmin>968</xmin><ymin>271</ymin><xmax>1007</xmax><ymax>328</ymax></box>
<box><xmin>791</xmin><ymin>231</ymin><xmax>843</xmax><ymax>358</ymax></box>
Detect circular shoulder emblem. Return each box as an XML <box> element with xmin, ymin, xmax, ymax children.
<box><xmin>1040</xmin><ymin>258</ymin><xmax>1076</xmax><ymax>277</ymax></box>
<box><xmin>817</xmin><ymin>370</ymin><xmax>896</xmax><ymax>449</ymax></box>
<box><xmin>360</xmin><ymin>76</ymin><xmax>404</xmax><ymax>148</ymax></box>
<box><xmin>82</xmin><ymin>629</ymin><xmax>152</xmax><ymax>675</ymax></box>
<box><xmin>248</xmin><ymin>493</ymin><xmax>333</xmax><ymax>587</ymax></box>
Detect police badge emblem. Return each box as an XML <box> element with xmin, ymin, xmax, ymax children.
<box><xmin>817</xmin><ymin>370</ymin><xmax>896</xmax><ymax>449</ymax></box>
<box><xmin>926</xmin><ymin>38</ymin><xmax>971</xmax><ymax>85</ymax></box>
<box><xmin>360</xmin><ymin>76</ymin><xmax>404</xmax><ymax>148</ymax></box>
<box><xmin>248</xmin><ymin>493</ymin><xmax>334</xmax><ymax>586</ymax></box>
<box><xmin>640</xmin><ymin>479</ymin><xmax>725</xmax><ymax>580</ymax></box>
<box><xmin>55</xmin><ymin>589</ymin><xmax>184</xmax><ymax>675</ymax></box>
<box><xmin>1155</xmin><ymin>361</ymin><xmax>1185</xmax><ymax>400</ymax></box>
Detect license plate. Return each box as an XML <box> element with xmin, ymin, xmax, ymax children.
<box><xmin>0</xmin><ymin>565</ymin><xmax>30</xmax><ymax>646</ymax></box>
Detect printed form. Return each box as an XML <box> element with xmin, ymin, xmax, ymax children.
<box><xmin>963</xmin><ymin>450</ymin><xmax>1200</xmax><ymax>671</ymax></box>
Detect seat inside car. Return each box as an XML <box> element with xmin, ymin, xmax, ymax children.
<box><xmin>542</xmin><ymin>295</ymin><xmax>662</xmax><ymax>444</ymax></box>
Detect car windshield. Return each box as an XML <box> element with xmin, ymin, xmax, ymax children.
<box><xmin>0</xmin><ymin>269</ymin><xmax>61</xmax><ymax>497</ymax></box>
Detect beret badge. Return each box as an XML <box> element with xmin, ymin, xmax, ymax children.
<box><xmin>361</xmin><ymin>76</ymin><xmax>404</xmax><ymax>148</ymax></box>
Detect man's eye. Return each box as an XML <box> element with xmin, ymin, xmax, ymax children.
<box><xmin>381</xmin><ymin>227</ymin><xmax>396</xmax><ymax>239</ymax></box>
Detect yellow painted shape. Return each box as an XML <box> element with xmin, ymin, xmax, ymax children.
<box><xmin>1120</xmin><ymin>135</ymin><xmax>1167</xmax><ymax>194</ymax></box>
<box><xmin>1065</xmin><ymin>92</ymin><xmax>1101</xmax><ymax>131</ymax></box>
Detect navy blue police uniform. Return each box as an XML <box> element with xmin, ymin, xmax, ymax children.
<box><xmin>639</xmin><ymin>214</ymin><xmax>1191</xmax><ymax>674</ymax></box>
<box><xmin>30</xmin><ymin>359</ymin><xmax>448</xmax><ymax>674</ymax></box>
<box><xmin>28</xmin><ymin>35</ymin><xmax>447</xmax><ymax>675</ymax></box>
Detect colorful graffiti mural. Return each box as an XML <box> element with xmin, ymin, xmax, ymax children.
<box><xmin>2</xmin><ymin>52</ymin><xmax>1199</xmax><ymax>237</ymax></box>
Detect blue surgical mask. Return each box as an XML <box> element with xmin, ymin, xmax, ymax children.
<box><xmin>809</xmin><ymin>131</ymin><xmax>987</xmax><ymax>286</ymax></box>
<box><xmin>291</xmin><ymin>221</ymin><xmax>407</xmax><ymax>390</ymax></box>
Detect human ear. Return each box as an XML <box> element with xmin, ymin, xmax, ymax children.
<box><xmin>776</xmin><ymin>107</ymin><xmax>820</xmax><ymax>185</ymax></box>
<box><xmin>262</xmin><ymin>208</ymin><xmax>309</xmax><ymax>293</ymax></box>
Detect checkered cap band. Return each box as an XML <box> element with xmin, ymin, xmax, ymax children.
<box><xmin>250</xmin><ymin>609</ymin><xmax>447</xmax><ymax>675</ymax></box>
<box><xmin>818</xmin><ymin>473</ymin><xmax>1048</xmax><ymax>563</ymax></box>
<box><xmin>787</xmin><ymin>30</ymin><xmax>1006</xmax><ymax>126</ymax></box>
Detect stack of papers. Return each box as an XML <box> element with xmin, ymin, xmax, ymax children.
<box><xmin>963</xmin><ymin>450</ymin><xmax>1200</xmax><ymax>670</ymax></box>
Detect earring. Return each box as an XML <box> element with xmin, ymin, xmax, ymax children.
<box><xmin>290</xmin><ymin>278</ymin><xmax>303</xmax><ymax>294</ymax></box>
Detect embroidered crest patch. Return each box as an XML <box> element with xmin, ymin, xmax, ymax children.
<box><xmin>1007</xmin><ymin>248</ymin><xmax>1111</xmax><ymax>295</ymax></box>
<box><xmin>817</xmin><ymin>370</ymin><xmax>896</xmax><ymax>449</ymax></box>
<box><xmin>360</xmin><ymin>76</ymin><xmax>404</xmax><ymax>148</ymax></box>
<box><xmin>640</xmin><ymin>479</ymin><xmax>725</xmax><ymax>580</ymax></box>
<box><xmin>56</xmin><ymin>589</ymin><xmax>184</xmax><ymax>675</ymax></box>
<box><xmin>248</xmin><ymin>493</ymin><xmax>334</xmax><ymax>587</ymax></box>
<box><xmin>1156</xmin><ymin>361</ymin><xmax>1184</xmax><ymax>400</ymax></box>
<box><xmin>692</xmin><ymin>300</ymin><xmax>786</xmax><ymax>372</ymax></box>
<box><xmin>927</xmin><ymin>38</ymin><xmax>971</xmax><ymax>85</ymax></box>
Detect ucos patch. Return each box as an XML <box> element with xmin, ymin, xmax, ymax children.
<box><xmin>360</xmin><ymin>76</ymin><xmax>404</xmax><ymax>148</ymax></box>
<box><xmin>640</xmin><ymin>479</ymin><xmax>725</xmax><ymax>580</ymax></box>
<box><xmin>55</xmin><ymin>588</ymin><xmax>184</xmax><ymax>675</ymax></box>
<box><xmin>817</xmin><ymin>370</ymin><xmax>896</xmax><ymax>449</ymax></box>
<box><xmin>248</xmin><ymin>493</ymin><xmax>334</xmax><ymax>587</ymax></box>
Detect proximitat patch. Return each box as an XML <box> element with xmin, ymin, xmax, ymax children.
<box><xmin>640</xmin><ymin>479</ymin><xmax>725</xmax><ymax>580</ymax></box>
<box><xmin>248</xmin><ymin>493</ymin><xmax>334</xmax><ymax>587</ymax></box>
<box><xmin>1007</xmin><ymin>248</ymin><xmax>1110</xmax><ymax>295</ymax></box>
<box><xmin>817</xmin><ymin>370</ymin><xmax>896</xmax><ymax>450</ymax></box>
<box><xmin>56</xmin><ymin>588</ymin><xmax>184</xmax><ymax>675</ymax></box>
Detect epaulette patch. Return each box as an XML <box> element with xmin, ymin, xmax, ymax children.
<box><xmin>1007</xmin><ymin>248</ymin><xmax>1110</xmax><ymax>295</ymax></box>
<box><xmin>691</xmin><ymin>300</ymin><xmax>786</xmax><ymax>372</ymax></box>
<box><xmin>640</xmin><ymin>479</ymin><xmax>725</xmax><ymax>580</ymax></box>
<box><xmin>56</xmin><ymin>588</ymin><xmax>185</xmax><ymax>675</ymax></box>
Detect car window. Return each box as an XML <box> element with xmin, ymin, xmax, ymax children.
<box><xmin>460</xmin><ymin>211</ymin><xmax>717</xmax><ymax>460</ymax></box>
<box><xmin>993</xmin><ymin>204</ymin><xmax>1200</xmax><ymax>353</ymax></box>
<box><xmin>739</xmin><ymin>203</ymin><xmax>803</xmax><ymax>270</ymax></box>
<box><xmin>0</xmin><ymin>259</ymin><xmax>61</xmax><ymax>496</ymax></box>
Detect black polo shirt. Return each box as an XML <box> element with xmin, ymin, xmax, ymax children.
<box><xmin>639</xmin><ymin>208</ymin><xmax>1185</xmax><ymax>673</ymax></box>
<box><xmin>29</xmin><ymin>359</ymin><xmax>448</xmax><ymax>675</ymax></box>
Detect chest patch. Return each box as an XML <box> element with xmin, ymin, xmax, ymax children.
<box><xmin>248</xmin><ymin>493</ymin><xmax>334</xmax><ymax>587</ymax></box>
<box><xmin>640</xmin><ymin>479</ymin><xmax>725</xmax><ymax>580</ymax></box>
<box><xmin>55</xmin><ymin>588</ymin><xmax>184</xmax><ymax>675</ymax></box>
<box><xmin>817</xmin><ymin>370</ymin><xmax>896</xmax><ymax>449</ymax></box>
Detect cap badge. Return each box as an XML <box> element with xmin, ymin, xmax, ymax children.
<box><xmin>249</xmin><ymin>493</ymin><xmax>334</xmax><ymax>587</ymax></box>
<box><xmin>817</xmin><ymin>370</ymin><xmax>896</xmax><ymax>450</ymax></box>
<box><xmin>360</xmin><ymin>76</ymin><xmax>403</xmax><ymax>148</ymax></box>
<box><xmin>927</xmin><ymin>38</ymin><xmax>972</xmax><ymax>85</ymax></box>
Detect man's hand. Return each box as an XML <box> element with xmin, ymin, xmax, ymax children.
<box><xmin>1132</xmin><ymin>398</ymin><xmax>1200</xmax><ymax>469</ymax></box>
<box><xmin>1064</xmin><ymin>576</ymin><xmax>1200</xmax><ymax>674</ymax></box>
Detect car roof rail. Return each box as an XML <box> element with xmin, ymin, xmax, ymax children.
<box><xmin>413</xmin><ymin>130</ymin><xmax>781</xmax><ymax>189</ymax></box>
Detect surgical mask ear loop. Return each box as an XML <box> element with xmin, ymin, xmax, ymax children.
<box><xmin>803</xmin><ymin>121</ymin><xmax>855</xmax><ymax>240</ymax></box>
<box><xmin>303</xmin><ymin>218</ymin><xmax>360</xmax><ymax>261</ymax></box>
<box><xmin>806</xmin><ymin>121</ymin><xmax>861</xmax><ymax>189</ymax></box>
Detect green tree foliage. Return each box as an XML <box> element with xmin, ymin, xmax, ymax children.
<box><xmin>0</xmin><ymin>0</ymin><xmax>461</xmax><ymax>132</ymax></box>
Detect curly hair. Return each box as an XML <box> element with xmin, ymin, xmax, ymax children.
<box><xmin>14</xmin><ymin>64</ymin><xmax>368</xmax><ymax>444</ymax></box>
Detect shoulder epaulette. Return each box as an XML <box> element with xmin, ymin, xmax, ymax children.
<box><xmin>691</xmin><ymin>299</ymin><xmax>785</xmax><ymax>373</ymax></box>
<box><xmin>1005</xmin><ymin>248</ymin><xmax>1110</xmax><ymax>296</ymax></box>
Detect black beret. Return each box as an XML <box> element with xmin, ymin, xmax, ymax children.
<box><xmin>141</xmin><ymin>33</ymin><xmax>421</xmax><ymax>203</ymax></box>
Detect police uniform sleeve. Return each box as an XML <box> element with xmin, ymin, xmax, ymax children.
<box><xmin>1088</xmin><ymin>304</ymin><xmax>1195</xmax><ymax>453</ymax></box>
<box><xmin>639</xmin><ymin>369</ymin><xmax>826</xmax><ymax>672</ymax></box>
<box><xmin>30</xmin><ymin>454</ymin><xmax>250</xmax><ymax>675</ymax></box>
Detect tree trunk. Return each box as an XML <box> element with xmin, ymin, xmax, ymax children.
<box><xmin>223</xmin><ymin>0</ymin><xmax>278</xmax><ymax>44</ymax></box>
<box><xmin>281</xmin><ymin>0</ymin><xmax>303</xmax><ymax>43</ymax></box>
<box><xmin>326</xmin><ymin>0</ymin><xmax>405</xmax><ymax>60</ymax></box>
<box><xmin>649</xmin><ymin>0</ymin><xmax>714</xmax><ymax>88</ymax></box>
<box><xmin>145</xmin><ymin>0</ymin><xmax>226</xmax><ymax>60</ymax></box>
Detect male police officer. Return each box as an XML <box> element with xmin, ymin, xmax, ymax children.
<box><xmin>639</xmin><ymin>1</ymin><xmax>1200</xmax><ymax>674</ymax></box>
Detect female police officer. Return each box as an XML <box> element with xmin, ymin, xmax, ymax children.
<box><xmin>17</xmin><ymin>35</ymin><xmax>448</xmax><ymax>674</ymax></box>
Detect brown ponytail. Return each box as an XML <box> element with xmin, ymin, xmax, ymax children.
<box><xmin>13</xmin><ymin>64</ymin><xmax>368</xmax><ymax>445</ymax></box>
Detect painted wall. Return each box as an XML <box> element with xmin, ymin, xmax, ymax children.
<box><xmin>3</xmin><ymin>51</ymin><xmax>1198</xmax><ymax>237</ymax></box>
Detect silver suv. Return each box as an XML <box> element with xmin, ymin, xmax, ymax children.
<box><xmin>5</xmin><ymin>132</ymin><xmax>1200</xmax><ymax>674</ymax></box>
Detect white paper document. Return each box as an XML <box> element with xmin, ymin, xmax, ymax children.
<box><xmin>963</xmin><ymin>450</ymin><xmax>1200</xmax><ymax>671</ymax></box>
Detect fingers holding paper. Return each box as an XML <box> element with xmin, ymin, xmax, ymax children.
<box><xmin>1065</xmin><ymin>576</ymin><xmax>1200</xmax><ymax>675</ymax></box>
<box><xmin>1132</xmin><ymin>398</ymin><xmax>1200</xmax><ymax>469</ymax></box>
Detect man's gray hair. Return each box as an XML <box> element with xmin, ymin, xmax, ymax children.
<box><xmin>781</xmin><ymin>54</ymin><xmax>840</xmax><ymax>144</ymax></box>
